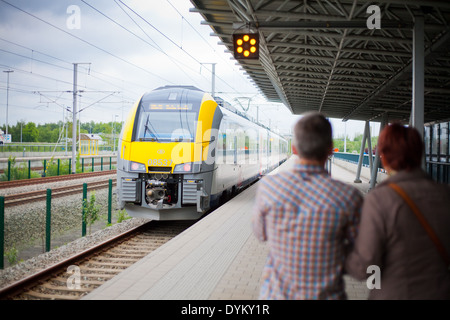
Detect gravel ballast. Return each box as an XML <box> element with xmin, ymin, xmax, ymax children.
<box><xmin>0</xmin><ymin>217</ymin><xmax>149</xmax><ymax>289</ymax></box>
<box><xmin>0</xmin><ymin>173</ymin><xmax>151</xmax><ymax>289</ymax></box>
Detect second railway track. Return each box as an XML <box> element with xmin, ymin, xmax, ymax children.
<box><xmin>0</xmin><ymin>220</ymin><xmax>195</xmax><ymax>300</ymax></box>
<box><xmin>0</xmin><ymin>170</ymin><xmax>116</xmax><ymax>190</ymax></box>
<box><xmin>3</xmin><ymin>179</ymin><xmax>117</xmax><ymax>207</ymax></box>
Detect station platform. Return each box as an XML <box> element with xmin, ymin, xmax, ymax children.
<box><xmin>83</xmin><ymin>156</ymin><xmax>370</xmax><ymax>300</ymax></box>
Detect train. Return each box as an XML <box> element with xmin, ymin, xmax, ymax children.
<box><xmin>116</xmin><ymin>85</ymin><xmax>289</xmax><ymax>220</ymax></box>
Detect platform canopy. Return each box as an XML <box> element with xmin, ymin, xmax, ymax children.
<box><xmin>190</xmin><ymin>0</ymin><xmax>450</xmax><ymax>124</ymax></box>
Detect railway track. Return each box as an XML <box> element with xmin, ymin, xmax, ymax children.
<box><xmin>3</xmin><ymin>179</ymin><xmax>117</xmax><ymax>207</ymax></box>
<box><xmin>0</xmin><ymin>162</ymin><xmax>117</xmax><ymax>175</ymax></box>
<box><xmin>0</xmin><ymin>220</ymin><xmax>195</xmax><ymax>300</ymax></box>
<box><xmin>0</xmin><ymin>170</ymin><xmax>116</xmax><ymax>190</ymax></box>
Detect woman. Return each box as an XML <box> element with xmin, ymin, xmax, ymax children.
<box><xmin>345</xmin><ymin>123</ymin><xmax>450</xmax><ymax>299</ymax></box>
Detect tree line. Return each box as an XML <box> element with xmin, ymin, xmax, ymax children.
<box><xmin>333</xmin><ymin>133</ymin><xmax>378</xmax><ymax>154</ymax></box>
<box><xmin>1</xmin><ymin>120</ymin><xmax>123</xmax><ymax>143</ymax></box>
<box><xmin>2</xmin><ymin>119</ymin><xmax>376</xmax><ymax>154</ymax></box>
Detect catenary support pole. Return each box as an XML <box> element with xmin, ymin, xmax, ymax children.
<box><xmin>3</xmin><ymin>70</ymin><xmax>13</xmax><ymax>137</ymax></box>
<box><xmin>71</xmin><ymin>63</ymin><xmax>78</xmax><ymax>174</ymax></box>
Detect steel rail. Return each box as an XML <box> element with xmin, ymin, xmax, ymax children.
<box><xmin>4</xmin><ymin>180</ymin><xmax>117</xmax><ymax>207</ymax></box>
<box><xmin>0</xmin><ymin>170</ymin><xmax>116</xmax><ymax>190</ymax></box>
<box><xmin>0</xmin><ymin>222</ymin><xmax>152</xmax><ymax>299</ymax></box>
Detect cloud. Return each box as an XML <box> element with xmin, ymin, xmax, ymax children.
<box><xmin>0</xmin><ymin>0</ymin><xmax>370</xmax><ymax>138</ymax></box>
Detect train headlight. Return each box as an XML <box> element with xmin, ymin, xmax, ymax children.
<box><xmin>130</xmin><ymin>161</ymin><xmax>146</xmax><ymax>172</ymax></box>
<box><xmin>173</xmin><ymin>162</ymin><xmax>192</xmax><ymax>173</ymax></box>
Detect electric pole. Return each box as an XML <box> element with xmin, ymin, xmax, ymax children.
<box><xmin>201</xmin><ymin>63</ymin><xmax>216</xmax><ymax>98</ymax></box>
<box><xmin>71</xmin><ymin>62</ymin><xmax>90</xmax><ymax>174</ymax></box>
<box><xmin>72</xmin><ymin>63</ymin><xmax>78</xmax><ymax>174</ymax></box>
<box><xmin>3</xmin><ymin>70</ymin><xmax>13</xmax><ymax>137</ymax></box>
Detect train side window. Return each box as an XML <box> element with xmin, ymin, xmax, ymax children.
<box><xmin>432</xmin><ymin>125</ymin><xmax>438</xmax><ymax>158</ymax></box>
<box><xmin>234</xmin><ymin>136</ymin><xmax>238</xmax><ymax>165</ymax></box>
<box><xmin>257</xmin><ymin>140</ymin><xmax>260</xmax><ymax>161</ymax></box>
<box><xmin>226</xmin><ymin>128</ymin><xmax>235</xmax><ymax>164</ymax></box>
<box><xmin>245</xmin><ymin>135</ymin><xmax>250</xmax><ymax>163</ymax></box>
<box><xmin>425</xmin><ymin>126</ymin><xmax>430</xmax><ymax>156</ymax></box>
<box><xmin>236</xmin><ymin>128</ymin><xmax>244</xmax><ymax>164</ymax></box>
<box><xmin>440</xmin><ymin>122</ymin><xmax>448</xmax><ymax>157</ymax></box>
<box><xmin>222</xmin><ymin>133</ymin><xmax>226</xmax><ymax>160</ymax></box>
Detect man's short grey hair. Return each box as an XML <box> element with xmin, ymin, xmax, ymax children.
<box><xmin>293</xmin><ymin>112</ymin><xmax>332</xmax><ymax>161</ymax></box>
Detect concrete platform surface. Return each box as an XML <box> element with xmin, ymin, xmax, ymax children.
<box><xmin>84</xmin><ymin>156</ymin><xmax>369</xmax><ymax>300</ymax></box>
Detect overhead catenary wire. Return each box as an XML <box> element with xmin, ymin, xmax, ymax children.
<box><xmin>0</xmin><ymin>0</ymin><xmax>174</xmax><ymax>85</ymax></box>
<box><xmin>165</xmin><ymin>0</ymin><xmax>252</xmax><ymax>86</ymax></box>
<box><xmin>0</xmin><ymin>62</ymin><xmax>126</xmax><ymax>110</ymax></box>
<box><xmin>0</xmin><ymin>45</ymin><xmax>138</xmax><ymax>113</ymax></box>
<box><xmin>115</xmin><ymin>0</ymin><xmax>243</xmax><ymax>95</ymax></box>
<box><xmin>0</xmin><ymin>0</ymin><xmax>265</xmax><ymax>128</ymax></box>
<box><xmin>83</xmin><ymin>0</ymin><xmax>205</xmax><ymax>88</ymax></box>
<box><xmin>0</xmin><ymin>37</ymin><xmax>147</xmax><ymax>99</ymax></box>
<box><xmin>1</xmin><ymin>0</ymin><xmax>254</xmax><ymax>97</ymax></box>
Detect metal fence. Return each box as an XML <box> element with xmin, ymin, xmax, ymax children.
<box><xmin>0</xmin><ymin>180</ymin><xmax>115</xmax><ymax>269</ymax></box>
<box><xmin>426</xmin><ymin>160</ymin><xmax>450</xmax><ymax>184</ymax></box>
<box><xmin>333</xmin><ymin>152</ymin><xmax>376</xmax><ymax>167</ymax></box>
<box><xmin>1</xmin><ymin>156</ymin><xmax>116</xmax><ymax>181</ymax></box>
<box><xmin>0</xmin><ymin>144</ymin><xmax>113</xmax><ymax>153</ymax></box>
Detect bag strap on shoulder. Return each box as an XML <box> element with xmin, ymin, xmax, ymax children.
<box><xmin>388</xmin><ymin>182</ymin><xmax>450</xmax><ymax>271</ymax></box>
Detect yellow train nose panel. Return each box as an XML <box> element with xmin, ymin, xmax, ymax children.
<box><xmin>127</xmin><ymin>142</ymin><xmax>195</xmax><ymax>172</ymax></box>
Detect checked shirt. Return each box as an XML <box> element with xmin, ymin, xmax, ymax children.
<box><xmin>252</xmin><ymin>162</ymin><xmax>363</xmax><ymax>300</ymax></box>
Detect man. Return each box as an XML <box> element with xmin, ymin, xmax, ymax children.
<box><xmin>252</xmin><ymin>112</ymin><xmax>363</xmax><ymax>299</ymax></box>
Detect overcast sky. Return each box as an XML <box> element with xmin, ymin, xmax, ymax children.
<box><xmin>0</xmin><ymin>0</ymin><xmax>379</xmax><ymax>139</ymax></box>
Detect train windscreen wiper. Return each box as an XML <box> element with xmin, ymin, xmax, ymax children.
<box><xmin>142</xmin><ymin>114</ymin><xmax>159</xmax><ymax>141</ymax></box>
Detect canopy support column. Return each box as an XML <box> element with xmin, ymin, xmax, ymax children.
<box><xmin>411</xmin><ymin>15</ymin><xmax>425</xmax><ymax>138</ymax></box>
<box><xmin>354</xmin><ymin>121</ymin><xmax>370</xmax><ymax>183</ymax></box>
<box><xmin>369</xmin><ymin>115</ymin><xmax>388</xmax><ymax>190</ymax></box>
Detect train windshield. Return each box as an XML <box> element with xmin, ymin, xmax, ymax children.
<box><xmin>134</xmin><ymin>101</ymin><xmax>199</xmax><ymax>142</ymax></box>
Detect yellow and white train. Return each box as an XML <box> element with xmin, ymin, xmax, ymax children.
<box><xmin>117</xmin><ymin>86</ymin><xmax>288</xmax><ymax>220</ymax></box>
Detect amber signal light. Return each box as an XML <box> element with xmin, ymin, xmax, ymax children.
<box><xmin>233</xmin><ymin>33</ymin><xmax>259</xmax><ymax>59</ymax></box>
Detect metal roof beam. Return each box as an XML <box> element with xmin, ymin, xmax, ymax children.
<box><xmin>255</xmin><ymin>20</ymin><xmax>413</xmax><ymax>29</ymax></box>
<box><xmin>359</xmin><ymin>0</ymin><xmax>450</xmax><ymax>10</ymax></box>
<box><xmin>275</xmin><ymin>63</ymin><xmax>394</xmax><ymax>75</ymax></box>
<box><xmin>267</xmin><ymin>52</ymin><xmax>406</xmax><ymax>68</ymax></box>
<box><xmin>343</xmin><ymin>26</ymin><xmax>450</xmax><ymax>121</ymax></box>
<box><xmin>267</xmin><ymin>41</ymin><xmax>412</xmax><ymax>58</ymax></box>
<box><xmin>267</xmin><ymin>30</ymin><xmax>413</xmax><ymax>45</ymax></box>
<box><xmin>279</xmin><ymin>70</ymin><xmax>388</xmax><ymax>82</ymax></box>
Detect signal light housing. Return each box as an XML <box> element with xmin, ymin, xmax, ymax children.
<box><xmin>233</xmin><ymin>33</ymin><xmax>259</xmax><ymax>59</ymax></box>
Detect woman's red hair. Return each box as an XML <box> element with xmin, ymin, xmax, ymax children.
<box><xmin>378</xmin><ymin>123</ymin><xmax>423</xmax><ymax>171</ymax></box>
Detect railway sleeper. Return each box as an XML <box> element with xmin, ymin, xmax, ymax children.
<box><xmin>53</xmin><ymin>276</ymin><xmax>105</xmax><ymax>286</ymax></box>
<box><xmin>78</xmin><ymin>266</ymin><xmax>121</xmax><ymax>273</ymax></box>
<box><xmin>91</xmin><ymin>256</ymin><xmax>140</xmax><ymax>263</ymax></box>
<box><xmin>86</xmin><ymin>261</ymin><xmax>134</xmax><ymax>268</ymax></box>
<box><xmin>21</xmin><ymin>291</ymin><xmax>81</xmax><ymax>300</ymax></box>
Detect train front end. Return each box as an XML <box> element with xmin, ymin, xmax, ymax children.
<box><xmin>116</xmin><ymin>86</ymin><xmax>220</xmax><ymax>220</ymax></box>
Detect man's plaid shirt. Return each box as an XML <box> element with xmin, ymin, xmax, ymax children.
<box><xmin>252</xmin><ymin>161</ymin><xmax>363</xmax><ymax>300</ymax></box>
